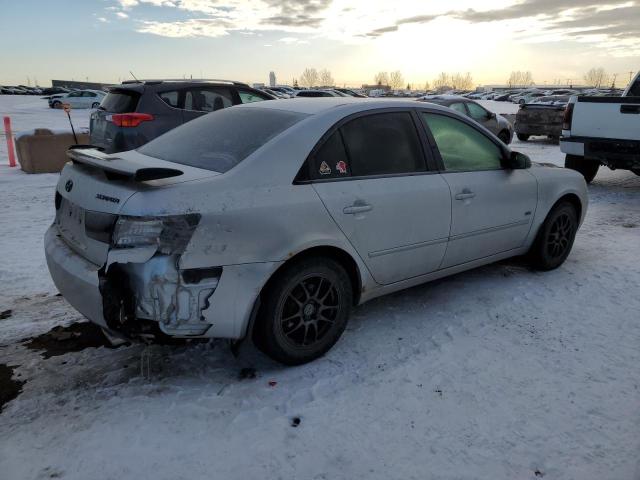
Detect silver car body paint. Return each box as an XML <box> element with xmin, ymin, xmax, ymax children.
<box><xmin>45</xmin><ymin>98</ymin><xmax>588</xmax><ymax>341</ymax></box>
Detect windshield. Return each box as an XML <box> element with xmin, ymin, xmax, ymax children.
<box><xmin>138</xmin><ymin>107</ymin><xmax>307</xmax><ymax>173</ymax></box>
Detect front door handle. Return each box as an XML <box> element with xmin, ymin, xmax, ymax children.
<box><xmin>343</xmin><ymin>204</ymin><xmax>372</xmax><ymax>214</ymax></box>
<box><xmin>455</xmin><ymin>189</ymin><xmax>476</xmax><ymax>200</ymax></box>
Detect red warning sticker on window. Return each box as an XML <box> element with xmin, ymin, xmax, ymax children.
<box><xmin>336</xmin><ymin>160</ymin><xmax>347</xmax><ymax>174</ymax></box>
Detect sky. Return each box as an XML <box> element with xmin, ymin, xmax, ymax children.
<box><xmin>1</xmin><ymin>0</ymin><xmax>639</xmax><ymax>88</ymax></box>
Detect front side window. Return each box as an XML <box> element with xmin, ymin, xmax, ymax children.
<box><xmin>238</xmin><ymin>89</ymin><xmax>269</xmax><ymax>104</ymax></box>
<box><xmin>422</xmin><ymin>113</ymin><xmax>502</xmax><ymax>171</ymax></box>
<box><xmin>466</xmin><ymin>102</ymin><xmax>489</xmax><ymax>121</ymax></box>
<box><xmin>340</xmin><ymin>112</ymin><xmax>425</xmax><ymax>177</ymax></box>
<box><xmin>450</xmin><ymin>102</ymin><xmax>467</xmax><ymax>115</ymax></box>
<box><xmin>185</xmin><ymin>88</ymin><xmax>233</xmax><ymax>112</ymax></box>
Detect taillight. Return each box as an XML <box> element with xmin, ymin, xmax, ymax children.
<box><xmin>562</xmin><ymin>103</ymin><xmax>574</xmax><ymax>130</ymax></box>
<box><xmin>106</xmin><ymin>113</ymin><xmax>154</xmax><ymax>128</ymax></box>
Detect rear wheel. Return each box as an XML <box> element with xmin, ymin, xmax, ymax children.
<box><xmin>565</xmin><ymin>154</ymin><xmax>599</xmax><ymax>183</ymax></box>
<box><xmin>516</xmin><ymin>133</ymin><xmax>530</xmax><ymax>141</ymax></box>
<box><xmin>529</xmin><ymin>201</ymin><xmax>578</xmax><ymax>271</ymax></box>
<box><xmin>254</xmin><ymin>257</ymin><xmax>353</xmax><ymax>365</ymax></box>
<box><xmin>92</xmin><ymin>102</ymin><xmax>100</xmax><ymax>108</ymax></box>
<box><xmin>52</xmin><ymin>100</ymin><xmax>61</xmax><ymax>109</ymax></box>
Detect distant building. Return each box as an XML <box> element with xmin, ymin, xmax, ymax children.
<box><xmin>269</xmin><ymin>72</ymin><xmax>276</xmax><ymax>87</ymax></box>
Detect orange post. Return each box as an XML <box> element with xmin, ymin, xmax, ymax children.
<box><xmin>3</xmin><ymin>116</ymin><xmax>17</xmax><ymax>167</ymax></box>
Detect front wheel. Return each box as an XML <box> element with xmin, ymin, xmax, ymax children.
<box><xmin>254</xmin><ymin>257</ymin><xmax>353</xmax><ymax>365</ymax></box>
<box><xmin>565</xmin><ymin>154</ymin><xmax>599</xmax><ymax>183</ymax></box>
<box><xmin>516</xmin><ymin>133</ymin><xmax>529</xmax><ymax>141</ymax></box>
<box><xmin>52</xmin><ymin>101</ymin><xmax>61</xmax><ymax>109</ymax></box>
<box><xmin>92</xmin><ymin>102</ymin><xmax>100</xmax><ymax>108</ymax></box>
<box><xmin>529</xmin><ymin>201</ymin><xmax>578</xmax><ymax>271</ymax></box>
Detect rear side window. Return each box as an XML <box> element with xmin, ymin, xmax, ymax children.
<box><xmin>423</xmin><ymin>113</ymin><xmax>502</xmax><ymax>171</ymax></box>
<box><xmin>185</xmin><ymin>88</ymin><xmax>233</xmax><ymax>112</ymax></box>
<box><xmin>628</xmin><ymin>78</ymin><xmax>640</xmax><ymax>96</ymax></box>
<box><xmin>159</xmin><ymin>90</ymin><xmax>179</xmax><ymax>108</ymax></box>
<box><xmin>340</xmin><ymin>112</ymin><xmax>425</xmax><ymax>176</ymax></box>
<box><xmin>449</xmin><ymin>102</ymin><xmax>467</xmax><ymax>115</ymax></box>
<box><xmin>101</xmin><ymin>90</ymin><xmax>140</xmax><ymax>113</ymax></box>
<box><xmin>309</xmin><ymin>131</ymin><xmax>350</xmax><ymax>179</ymax></box>
<box><xmin>138</xmin><ymin>107</ymin><xmax>306</xmax><ymax>173</ymax></box>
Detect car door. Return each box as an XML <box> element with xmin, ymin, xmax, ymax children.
<box><xmin>310</xmin><ymin>111</ymin><xmax>451</xmax><ymax>285</ymax></box>
<box><xmin>466</xmin><ymin>102</ymin><xmax>499</xmax><ymax>135</ymax></box>
<box><xmin>181</xmin><ymin>87</ymin><xmax>234</xmax><ymax>123</ymax></box>
<box><xmin>65</xmin><ymin>91</ymin><xmax>82</xmax><ymax>107</ymax></box>
<box><xmin>420</xmin><ymin>111</ymin><xmax>537</xmax><ymax>268</ymax></box>
<box><xmin>82</xmin><ymin>91</ymin><xmax>97</xmax><ymax>107</ymax></box>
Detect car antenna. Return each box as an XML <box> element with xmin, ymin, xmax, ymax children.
<box><xmin>129</xmin><ymin>70</ymin><xmax>140</xmax><ymax>82</ymax></box>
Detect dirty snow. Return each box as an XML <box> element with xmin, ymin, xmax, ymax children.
<box><xmin>0</xmin><ymin>96</ymin><xmax>639</xmax><ymax>480</ymax></box>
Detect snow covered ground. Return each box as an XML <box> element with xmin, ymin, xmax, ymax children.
<box><xmin>0</xmin><ymin>96</ymin><xmax>639</xmax><ymax>480</ymax></box>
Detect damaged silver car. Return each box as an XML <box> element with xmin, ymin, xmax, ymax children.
<box><xmin>45</xmin><ymin>98</ymin><xmax>588</xmax><ymax>365</ymax></box>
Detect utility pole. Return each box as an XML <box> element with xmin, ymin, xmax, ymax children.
<box><xmin>611</xmin><ymin>73</ymin><xmax>617</xmax><ymax>89</ymax></box>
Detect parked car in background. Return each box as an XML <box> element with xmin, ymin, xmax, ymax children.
<box><xmin>334</xmin><ymin>88</ymin><xmax>367</xmax><ymax>98</ymax></box>
<box><xmin>531</xmin><ymin>95</ymin><xmax>570</xmax><ymax>106</ymax></box>
<box><xmin>90</xmin><ymin>79</ymin><xmax>274</xmax><ymax>153</ymax></box>
<box><xmin>561</xmin><ymin>71</ymin><xmax>640</xmax><ymax>182</ymax></box>
<box><xmin>512</xmin><ymin>91</ymin><xmax>546</xmax><ymax>104</ymax></box>
<box><xmin>41</xmin><ymin>87</ymin><xmax>71</xmax><ymax>96</ymax></box>
<box><xmin>294</xmin><ymin>89</ymin><xmax>345</xmax><ymax>97</ymax></box>
<box><xmin>514</xmin><ymin>103</ymin><xmax>566</xmax><ymax>142</ymax></box>
<box><xmin>49</xmin><ymin>90</ymin><xmax>106</xmax><ymax>109</ymax></box>
<box><xmin>46</xmin><ymin>98</ymin><xmax>587</xmax><ymax>365</ymax></box>
<box><xmin>418</xmin><ymin>95</ymin><xmax>513</xmax><ymax>143</ymax></box>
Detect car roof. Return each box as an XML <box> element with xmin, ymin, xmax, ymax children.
<box><xmin>236</xmin><ymin>97</ymin><xmax>452</xmax><ymax>115</ymax></box>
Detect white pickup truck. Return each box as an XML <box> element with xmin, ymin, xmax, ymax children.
<box><xmin>561</xmin><ymin>71</ymin><xmax>640</xmax><ymax>182</ymax></box>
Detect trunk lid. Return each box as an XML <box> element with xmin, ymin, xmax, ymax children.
<box><xmin>90</xmin><ymin>88</ymin><xmax>142</xmax><ymax>152</ymax></box>
<box><xmin>55</xmin><ymin>148</ymin><xmax>218</xmax><ymax>266</ymax></box>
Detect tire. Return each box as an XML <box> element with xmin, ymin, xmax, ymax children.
<box><xmin>529</xmin><ymin>201</ymin><xmax>578</xmax><ymax>271</ymax></box>
<box><xmin>254</xmin><ymin>256</ymin><xmax>353</xmax><ymax>365</ymax></box>
<box><xmin>498</xmin><ymin>130</ymin><xmax>511</xmax><ymax>144</ymax></box>
<box><xmin>564</xmin><ymin>154</ymin><xmax>599</xmax><ymax>183</ymax></box>
<box><xmin>519</xmin><ymin>99</ymin><xmax>525</xmax><ymax>105</ymax></box>
<box><xmin>92</xmin><ymin>102</ymin><xmax>100</xmax><ymax>108</ymax></box>
<box><xmin>516</xmin><ymin>133</ymin><xmax>530</xmax><ymax>141</ymax></box>
<box><xmin>52</xmin><ymin>101</ymin><xmax>61</xmax><ymax>109</ymax></box>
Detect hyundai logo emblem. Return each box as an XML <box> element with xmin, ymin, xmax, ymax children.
<box><xmin>65</xmin><ymin>179</ymin><xmax>74</xmax><ymax>192</ymax></box>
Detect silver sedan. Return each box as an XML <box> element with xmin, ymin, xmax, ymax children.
<box><xmin>45</xmin><ymin>98</ymin><xmax>588</xmax><ymax>364</ymax></box>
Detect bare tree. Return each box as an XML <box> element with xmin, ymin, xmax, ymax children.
<box><xmin>433</xmin><ymin>72</ymin><xmax>452</xmax><ymax>92</ymax></box>
<box><xmin>319</xmin><ymin>69</ymin><xmax>335</xmax><ymax>86</ymax></box>
<box><xmin>389</xmin><ymin>70</ymin><xmax>404</xmax><ymax>90</ymax></box>
<box><xmin>374</xmin><ymin>71</ymin><xmax>389</xmax><ymax>86</ymax></box>
<box><xmin>300</xmin><ymin>68</ymin><xmax>319</xmax><ymax>88</ymax></box>
<box><xmin>583</xmin><ymin>67</ymin><xmax>610</xmax><ymax>88</ymax></box>
<box><xmin>507</xmin><ymin>71</ymin><xmax>534</xmax><ymax>88</ymax></box>
<box><xmin>451</xmin><ymin>72</ymin><xmax>474</xmax><ymax>90</ymax></box>
<box><xmin>423</xmin><ymin>80</ymin><xmax>430</xmax><ymax>91</ymax></box>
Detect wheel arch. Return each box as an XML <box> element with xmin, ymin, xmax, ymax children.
<box><xmin>266</xmin><ymin>246</ymin><xmax>363</xmax><ymax>306</ymax></box>
<box><xmin>242</xmin><ymin>245</ymin><xmax>364</xmax><ymax>341</ymax></box>
<box><xmin>554</xmin><ymin>192</ymin><xmax>583</xmax><ymax>221</ymax></box>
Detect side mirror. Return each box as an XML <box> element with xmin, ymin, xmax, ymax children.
<box><xmin>488</xmin><ymin>112</ymin><xmax>496</xmax><ymax>119</ymax></box>
<box><xmin>506</xmin><ymin>151</ymin><xmax>531</xmax><ymax>169</ymax></box>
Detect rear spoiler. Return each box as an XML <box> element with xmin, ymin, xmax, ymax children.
<box><xmin>67</xmin><ymin>146</ymin><xmax>183</xmax><ymax>182</ymax></box>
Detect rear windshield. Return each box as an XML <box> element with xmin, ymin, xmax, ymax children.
<box><xmin>101</xmin><ymin>89</ymin><xmax>140</xmax><ymax>113</ymax></box>
<box><xmin>138</xmin><ymin>107</ymin><xmax>306</xmax><ymax>173</ymax></box>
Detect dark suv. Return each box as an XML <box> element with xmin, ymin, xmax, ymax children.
<box><xmin>90</xmin><ymin>79</ymin><xmax>274</xmax><ymax>153</ymax></box>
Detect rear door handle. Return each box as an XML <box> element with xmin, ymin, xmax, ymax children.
<box><xmin>455</xmin><ymin>190</ymin><xmax>476</xmax><ymax>200</ymax></box>
<box><xmin>343</xmin><ymin>204</ymin><xmax>372</xmax><ymax>214</ymax></box>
